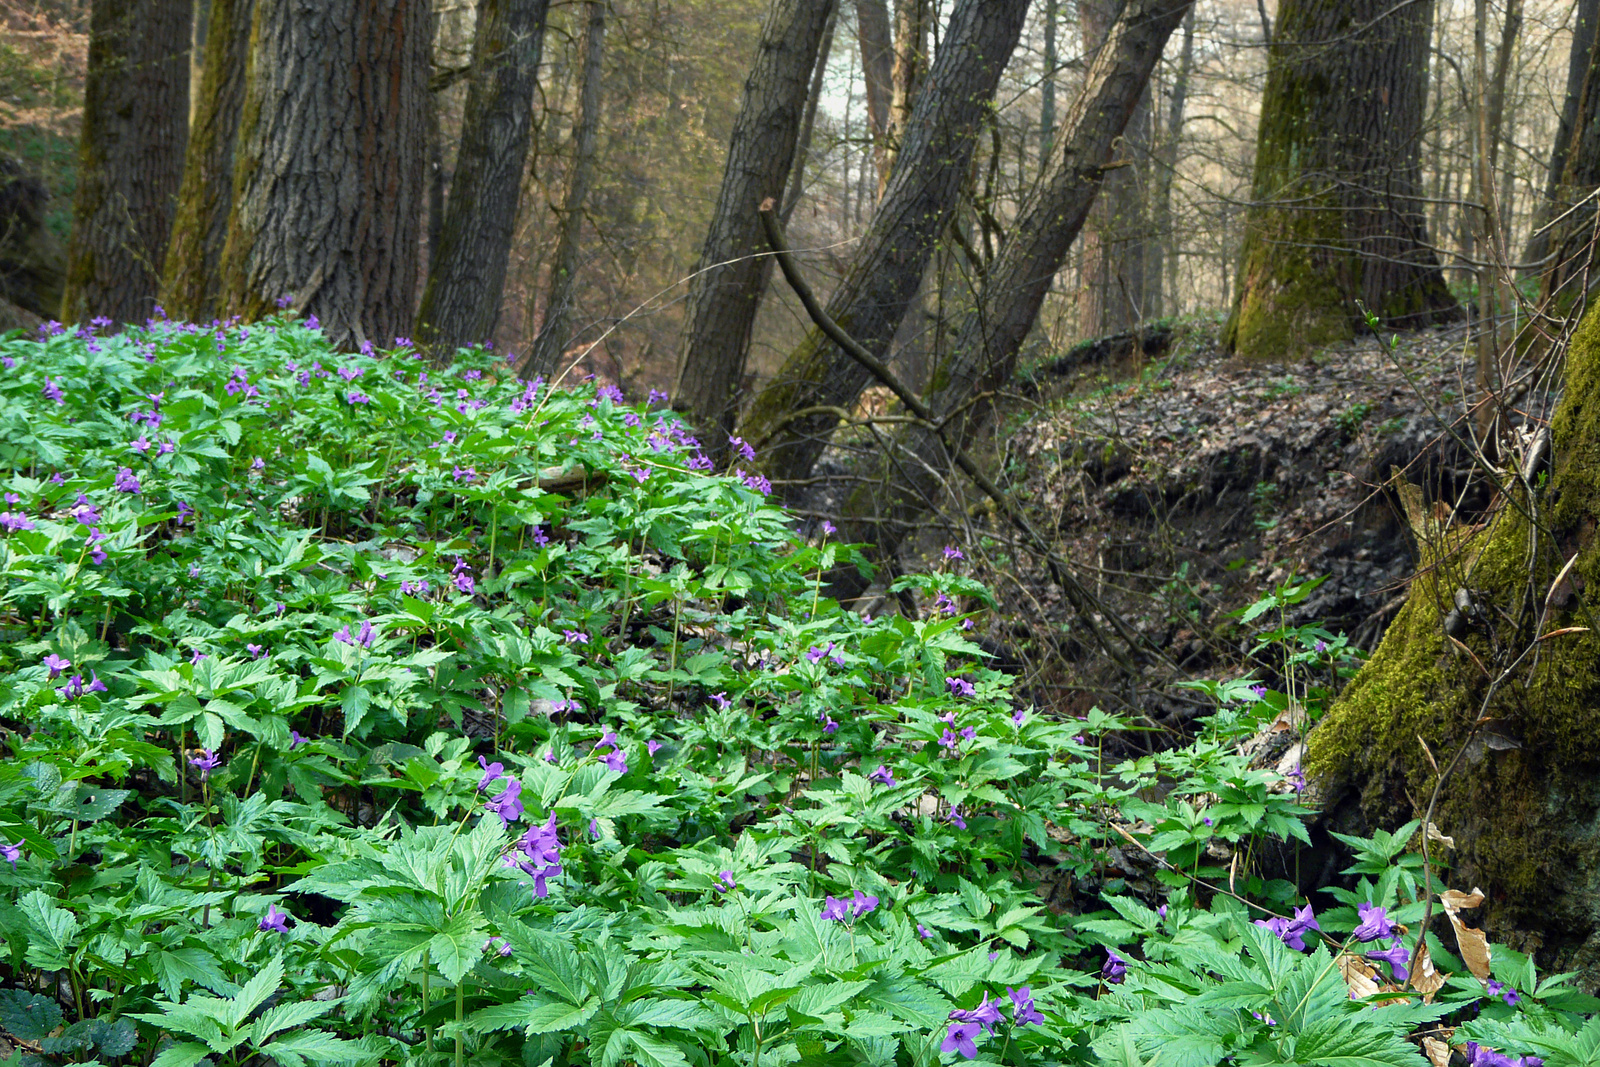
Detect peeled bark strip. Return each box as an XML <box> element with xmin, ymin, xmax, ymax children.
<box><xmin>62</xmin><ymin>0</ymin><xmax>190</xmax><ymax>326</ymax></box>
<box><xmin>1222</xmin><ymin>0</ymin><xmax>1458</xmax><ymax>360</ymax></box>
<box><xmin>673</xmin><ymin>0</ymin><xmax>838</xmax><ymax>454</ymax></box>
<box><xmin>737</xmin><ymin>0</ymin><xmax>1031</xmax><ymax>490</ymax></box>
<box><xmin>222</xmin><ymin>0</ymin><xmax>428</xmax><ymax>351</ymax></box>
<box><xmin>162</xmin><ymin>0</ymin><xmax>254</xmax><ymax>323</ymax></box>
<box><xmin>838</xmin><ymin>0</ymin><xmax>1195</xmax><ymax>570</ymax></box>
<box><xmin>415</xmin><ymin>0</ymin><xmax>551</xmax><ymax>361</ymax></box>
<box><xmin>521</xmin><ymin>0</ymin><xmax>605</xmax><ymax>381</ymax></box>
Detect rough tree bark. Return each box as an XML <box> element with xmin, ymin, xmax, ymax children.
<box><xmin>1040</xmin><ymin>0</ymin><xmax>1058</xmax><ymax>168</ymax></box>
<box><xmin>856</xmin><ymin>0</ymin><xmax>895</xmax><ymax>190</ymax></box>
<box><xmin>221</xmin><ymin>0</ymin><xmax>429</xmax><ymax>351</ymax></box>
<box><xmin>889</xmin><ymin>0</ymin><xmax>930</xmax><ymax>157</ymax></box>
<box><xmin>782</xmin><ymin>4</ymin><xmax>838</xmax><ymax>223</ymax></box>
<box><xmin>1306</xmin><ymin>298</ymin><xmax>1600</xmax><ymax>987</ymax></box>
<box><xmin>736</xmin><ymin>0</ymin><xmax>1032</xmax><ymax>492</ymax></box>
<box><xmin>521</xmin><ymin>0</ymin><xmax>605</xmax><ymax>381</ymax></box>
<box><xmin>1222</xmin><ymin>0</ymin><xmax>1459</xmax><ymax>360</ymax></box>
<box><xmin>62</xmin><ymin>0</ymin><xmax>190</xmax><ymax>326</ymax></box>
<box><xmin>414</xmin><ymin>0</ymin><xmax>551</xmax><ymax>361</ymax></box>
<box><xmin>1535</xmin><ymin>0</ymin><xmax>1600</xmax><ymax>316</ymax></box>
<box><xmin>672</xmin><ymin>0</ymin><xmax>838</xmax><ymax>457</ymax></box>
<box><xmin>0</xmin><ymin>156</ymin><xmax>66</xmax><ymax>320</ymax></box>
<box><xmin>162</xmin><ymin>0</ymin><xmax>253</xmax><ymax>323</ymax></box>
<box><xmin>834</xmin><ymin>0</ymin><xmax>1196</xmax><ymax>573</ymax></box>
<box><xmin>1523</xmin><ymin>0</ymin><xmax>1598</xmax><ymax>277</ymax></box>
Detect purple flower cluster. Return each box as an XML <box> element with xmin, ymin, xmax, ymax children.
<box><xmin>224</xmin><ymin>365</ymin><xmax>260</xmax><ymax>399</ymax></box>
<box><xmin>867</xmin><ymin>765</ymin><xmax>896</xmax><ymax>787</ymax></box>
<box><xmin>820</xmin><ymin>890</ymin><xmax>879</xmax><ymax>922</ymax></box>
<box><xmin>506</xmin><ymin>812</ymin><xmax>563</xmax><ymax>897</ymax></box>
<box><xmin>452</xmin><ymin>556</ymin><xmax>475</xmax><ymax>595</ymax></box>
<box><xmin>1</xmin><ymin>839</ymin><xmax>20</xmax><ymax>867</ymax></box>
<box><xmin>940</xmin><ymin>987</ymin><xmax>1045</xmax><ymax>1059</ymax></box>
<box><xmin>1102</xmin><ymin>947</ymin><xmax>1128</xmax><ymax>984</ymax></box>
<box><xmin>1464</xmin><ymin>1044</ymin><xmax>1541</xmax><ymax>1067</ymax></box>
<box><xmin>113</xmin><ymin>467</ymin><xmax>141</xmax><ymax>494</ymax></box>
<box><xmin>259</xmin><ymin>904</ymin><xmax>291</xmax><ymax>933</ymax></box>
<box><xmin>732</xmin><ymin>468</ymin><xmax>771</xmax><ymax>494</ymax></box>
<box><xmin>1255</xmin><ymin>904</ymin><xmax>1320</xmax><ymax>952</ymax></box>
<box><xmin>509</xmin><ymin>378</ymin><xmax>542</xmax><ymax>414</ymax></box>
<box><xmin>0</xmin><ymin>511</ymin><xmax>35</xmax><ymax>531</ymax></box>
<box><xmin>335</xmin><ymin>619</ymin><xmax>378</xmax><ymax>648</ymax></box>
<box><xmin>595</xmin><ymin>728</ymin><xmax>628</xmax><ymax>773</ymax></box>
<box><xmin>485</xmin><ymin>778</ymin><xmax>524</xmax><ymax>825</ymax></box>
<box><xmin>1486</xmin><ymin>979</ymin><xmax>1522</xmax><ymax>1007</ymax></box>
<box><xmin>189</xmin><ymin>748</ymin><xmax>221</xmax><ymax>780</ymax></box>
<box><xmin>56</xmin><ymin>672</ymin><xmax>107</xmax><ymax>703</ymax></box>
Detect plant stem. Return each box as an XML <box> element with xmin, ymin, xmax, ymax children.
<box><xmin>454</xmin><ymin>978</ymin><xmax>465</xmax><ymax>1067</ymax></box>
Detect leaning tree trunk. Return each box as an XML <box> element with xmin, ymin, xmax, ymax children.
<box><xmin>521</xmin><ymin>0</ymin><xmax>605</xmax><ymax>382</ymax></box>
<box><xmin>221</xmin><ymin>0</ymin><xmax>429</xmax><ymax>351</ymax></box>
<box><xmin>835</xmin><ymin>0</ymin><xmax>1195</xmax><ymax>577</ymax></box>
<box><xmin>1222</xmin><ymin>0</ymin><xmax>1458</xmax><ymax>360</ymax></box>
<box><xmin>62</xmin><ymin>0</ymin><xmax>189</xmax><ymax>327</ymax></box>
<box><xmin>736</xmin><ymin>0</ymin><xmax>1032</xmax><ymax>492</ymax></box>
<box><xmin>162</xmin><ymin>0</ymin><xmax>253</xmax><ymax>323</ymax></box>
<box><xmin>1537</xmin><ymin>0</ymin><xmax>1600</xmax><ymax>318</ymax></box>
<box><xmin>1305</xmin><ymin>297</ymin><xmax>1600</xmax><ymax>987</ymax></box>
<box><xmin>1523</xmin><ymin>0</ymin><xmax>1598</xmax><ymax>280</ymax></box>
<box><xmin>414</xmin><ymin>0</ymin><xmax>551</xmax><ymax>362</ymax></box>
<box><xmin>856</xmin><ymin>0</ymin><xmax>895</xmax><ymax>191</ymax></box>
<box><xmin>671</xmin><ymin>0</ymin><xmax>837</xmax><ymax>457</ymax></box>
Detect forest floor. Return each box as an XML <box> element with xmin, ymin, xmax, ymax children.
<box><xmin>878</xmin><ymin>312</ymin><xmax>1548</xmax><ymax>734</ymax></box>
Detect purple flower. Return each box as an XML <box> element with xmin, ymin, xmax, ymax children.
<box><xmin>1102</xmin><ymin>947</ymin><xmax>1128</xmax><ymax>984</ymax></box>
<box><xmin>532</xmin><ymin>525</ymin><xmax>550</xmax><ymax>547</ymax></box>
<box><xmin>948</xmin><ymin>806</ymin><xmax>967</xmax><ymax>830</ymax></box>
<box><xmin>1250</xmin><ymin>684</ymin><xmax>1267</xmax><ymax>700</ymax></box>
<box><xmin>452</xmin><ymin>465</ymin><xmax>478</xmax><ymax>483</ymax></box>
<box><xmin>821</xmin><ymin>520</ymin><xmax>836</xmax><ymax>535</ymax></box>
<box><xmin>289</xmin><ymin>730</ymin><xmax>309</xmax><ymax>749</ymax></box>
<box><xmin>943</xmin><ymin>545</ymin><xmax>964</xmax><ymax>561</ymax></box>
<box><xmin>728</xmin><ymin>436</ymin><xmax>756</xmax><ymax>462</ymax></box>
<box><xmin>188</xmin><ymin>562</ymin><xmax>202</xmax><ymax>578</ymax></box>
<box><xmin>509</xmin><ymin>812</ymin><xmax>564</xmax><ymax>897</ymax></box>
<box><xmin>599</xmin><ymin>749</ymin><xmax>628</xmax><ymax>774</ymax></box>
<box><xmin>259</xmin><ymin>904</ymin><xmax>291</xmax><ymax>933</ymax></box>
<box><xmin>189</xmin><ymin>748</ymin><xmax>221</xmax><ymax>780</ymax></box>
<box><xmin>1353</xmin><ymin>902</ymin><xmax>1395</xmax><ymax>943</ymax></box>
<box><xmin>960</xmin><ymin>725</ymin><xmax>976</xmax><ymax>743</ymax></box>
<box><xmin>806</xmin><ymin>643</ymin><xmax>831</xmax><ymax>664</ymax></box>
<box><xmin>715</xmin><ymin>871</ymin><xmax>737</xmax><ymax>894</ymax></box>
<box><xmin>562</xmin><ymin>629</ymin><xmax>586</xmax><ymax>644</ymax></box>
<box><xmin>820</xmin><ymin>896</ymin><xmax>850</xmax><ymax>922</ymax></box>
<box><xmin>596</xmin><ymin>728</ymin><xmax>619</xmax><ymax>751</ymax></box>
<box><xmin>42</xmin><ymin>378</ymin><xmax>63</xmax><ymax>405</ymax></box>
<box><xmin>850</xmin><ymin>890</ymin><xmax>880</xmax><ymax>918</ymax></box>
<box><xmin>647</xmin><ymin>739</ymin><xmax>663</xmax><ymax>758</ymax></box>
<box><xmin>1007</xmin><ymin>986</ymin><xmax>1045</xmax><ymax>1027</ymax></box>
<box><xmin>132</xmin><ymin>436</ymin><xmax>150</xmax><ymax>454</ymax></box>
<box><xmin>175</xmin><ymin>500</ymin><xmax>193</xmax><ymax>523</ymax></box>
<box><xmin>819</xmin><ymin>713</ymin><xmax>838</xmax><ymax>735</ymax></box>
<box><xmin>939</xmin><ymin>728</ymin><xmax>962</xmax><ymax>755</ymax></box>
<box><xmin>918</xmin><ymin>923</ymin><xmax>933</xmax><ymax>939</ymax></box>
<box><xmin>113</xmin><ymin>467</ymin><xmax>142</xmax><ymax>494</ymax></box>
<box><xmin>483</xmin><ymin>936</ymin><xmax>513</xmax><ymax>957</ymax></box>
<box><xmin>709</xmin><ymin>691</ymin><xmax>731</xmax><ymax>710</ymax></box>
<box><xmin>1315</xmin><ymin>639</ymin><xmax>1328</xmax><ymax>653</ymax></box>
<box><xmin>1256</xmin><ymin>904</ymin><xmax>1320</xmax><ymax>952</ymax></box>
<box><xmin>333</xmin><ymin>625</ymin><xmax>354</xmax><ymax>646</ymax></box>
<box><xmin>588</xmin><ymin>818</ymin><xmax>601</xmax><ymax>840</ymax></box>
<box><xmin>946</xmin><ymin>675</ymin><xmax>975</xmax><ymax>698</ymax></box>
<box><xmin>43</xmin><ymin>653</ymin><xmax>70</xmax><ymax>679</ymax></box>
<box><xmin>1365</xmin><ymin>939</ymin><xmax>1410</xmax><ymax>982</ymax></box>
<box><xmin>72</xmin><ymin>493</ymin><xmax>101</xmax><ymax>524</ymax></box>
<box><xmin>189</xmin><ymin>649</ymin><xmax>207</xmax><ymax>666</ymax></box>
<box><xmin>0</xmin><ymin>839</ymin><xmax>19</xmax><ymax>867</ymax></box>
<box><xmin>1011</xmin><ymin>708</ymin><xmax>1026</xmax><ymax>727</ymax></box>
<box><xmin>478</xmin><ymin>756</ymin><xmax>507</xmax><ymax>791</ymax></box>
<box><xmin>941</xmin><ymin>1022</ymin><xmax>980</xmax><ymax>1059</ymax></box>
<box><xmin>485</xmin><ymin>778</ymin><xmax>525</xmax><ymax>826</ymax></box>
<box><xmin>949</xmin><ymin>992</ymin><xmax>1003</xmax><ymax>1034</ymax></box>
<box><xmin>1158</xmin><ymin>904</ymin><xmax>1168</xmax><ymax>919</ymax></box>
<box><xmin>251</xmin><ymin>457</ymin><xmax>265</xmax><ymax>471</ymax></box>
<box><xmin>0</xmin><ymin>511</ymin><xmax>35</xmax><ymax>532</ymax></box>
<box><xmin>305</xmin><ymin>314</ymin><xmax>320</xmax><ymax>330</ymax></box>
<box><xmin>867</xmin><ymin>765</ymin><xmax>896</xmax><ymax>787</ymax></box>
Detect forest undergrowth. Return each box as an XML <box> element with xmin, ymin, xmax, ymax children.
<box><xmin>1</xmin><ymin>316</ymin><xmax>1596</xmax><ymax>1067</ymax></box>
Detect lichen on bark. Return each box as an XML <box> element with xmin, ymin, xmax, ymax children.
<box><xmin>1308</xmin><ymin>300</ymin><xmax>1600</xmax><ymax>978</ymax></box>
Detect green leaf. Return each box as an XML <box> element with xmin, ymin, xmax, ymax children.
<box><xmin>468</xmin><ymin>996</ymin><xmax>600</xmax><ymax>1036</ymax></box>
<box><xmin>18</xmin><ymin>889</ymin><xmax>78</xmax><ymax>971</ymax></box>
<box><xmin>0</xmin><ymin>990</ymin><xmax>62</xmax><ymax>1042</ymax></box>
<box><xmin>148</xmin><ymin>1041</ymin><xmax>212</xmax><ymax>1067</ymax></box>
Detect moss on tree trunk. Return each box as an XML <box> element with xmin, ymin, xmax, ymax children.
<box><xmin>1307</xmin><ymin>299</ymin><xmax>1600</xmax><ymax>979</ymax></box>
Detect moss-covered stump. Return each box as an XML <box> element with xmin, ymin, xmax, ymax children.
<box><xmin>1308</xmin><ymin>301</ymin><xmax>1600</xmax><ymax>983</ymax></box>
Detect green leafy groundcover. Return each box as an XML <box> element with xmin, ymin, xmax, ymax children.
<box><xmin>0</xmin><ymin>317</ymin><xmax>1593</xmax><ymax>1067</ymax></box>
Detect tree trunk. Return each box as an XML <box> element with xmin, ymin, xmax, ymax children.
<box><xmin>855</xmin><ymin>0</ymin><xmax>895</xmax><ymax>191</ymax></box>
<box><xmin>782</xmin><ymin>3</ymin><xmax>838</xmax><ymax>223</ymax></box>
<box><xmin>671</xmin><ymin>0</ymin><xmax>837</xmax><ymax>454</ymax></box>
<box><xmin>736</xmin><ymin>0</ymin><xmax>1032</xmax><ymax>492</ymax></box>
<box><xmin>1305</xmin><ymin>299</ymin><xmax>1600</xmax><ymax>988</ymax></box>
<box><xmin>836</xmin><ymin>0</ymin><xmax>1195</xmax><ymax>570</ymax></box>
<box><xmin>1078</xmin><ymin>0</ymin><xmax>1154</xmax><ymax>336</ymax></box>
<box><xmin>889</xmin><ymin>0</ymin><xmax>930</xmax><ymax>157</ymax></box>
<box><xmin>62</xmin><ymin>0</ymin><xmax>190</xmax><ymax>327</ymax></box>
<box><xmin>1222</xmin><ymin>0</ymin><xmax>1459</xmax><ymax>360</ymax></box>
<box><xmin>1536</xmin><ymin>0</ymin><xmax>1600</xmax><ymax>316</ymax></box>
<box><xmin>414</xmin><ymin>0</ymin><xmax>549</xmax><ymax>362</ymax></box>
<box><xmin>161</xmin><ymin>0</ymin><xmax>252</xmax><ymax>323</ymax></box>
<box><xmin>1523</xmin><ymin>0</ymin><xmax>1599</xmax><ymax>276</ymax></box>
<box><xmin>221</xmin><ymin>0</ymin><xmax>429</xmax><ymax>351</ymax></box>
<box><xmin>1040</xmin><ymin>0</ymin><xmax>1058</xmax><ymax>169</ymax></box>
<box><xmin>0</xmin><ymin>156</ymin><xmax>67</xmax><ymax>318</ymax></box>
<box><xmin>1149</xmin><ymin>5</ymin><xmax>1195</xmax><ymax>320</ymax></box>
<box><xmin>520</xmin><ymin>0</ymin><xmax>604</xmax><ymax>381</ymax></box>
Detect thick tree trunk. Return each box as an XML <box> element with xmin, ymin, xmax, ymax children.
<box><xmin>62</xmin><ymin>0</ymin><xmax>190</xmax><ymax>327</ymax></box>
<box><xmin>1306</xmin><ymin>299</ymin><xmax>1600</xmax><ymax>987</ymax></box>
<box><xmin>221</xmin><ymin>0</ymin><xmax>429</xmax><ymax>351</ymax></box>
<box><xmin>736</xmin><ymin>0</ymin><xmax>1032</xmax><ymax>491</ymax></box>
<box><xmin>889</xmin><ymin>0</ymin><xmax>930</xmax><ymax>157</ymax></box>
<box><xmin>0</xmin><ymin>156</ymin><xmax>67</xmax><ymax>318</ymax></box>
<box><xmin>414</xmin><ymin>0</ymin><xmax>550</xmax><ymax>362</ymax></box>
<box><xmin>1078</xmin><ymin>0</ymin><xmax>1154</xmax><ymax>335</ymax></box>
<box><xmin>1523</xmin><ymin>0</ymin><xmax>1599</xmax><ymax>277</ymax></box>
<box><xmin>1536</xmin><ymin>0</ymin><xmax>1600</xmax><ymax>316</ymax></box>
<box><xmin>836</xmin><ymin>0</ymin><xmax>1195</xmax><ymax>570</ymax></box>
<box><xmin>520</xmin><ymin>0</ymin><xmax>604</xmax><ymax>381</ymax></box>
<box><xmin>162</xmin><ymin>0</ymin><xmax>252</xmax><ymax>323</ymax></box>
<box><xmin>672</xmin><ymin>0</ymin><xmax>837</xmax><ymax>456</ymax></box>
<box><xmin>855</xmin><ymin>0</ymin><xmax>895</xmax><ymax>191</ymax></box>
<box><xmin>1222</xmin><ymin>0</ymin><xmax>1459</xmax><ymax>360</ymax></box>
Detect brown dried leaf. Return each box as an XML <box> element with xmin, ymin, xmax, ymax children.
<box><xmin>1409</xmin><ymin>938</ymin><xmax>1446</xmax><ymax>999</ymax></box>
<box><xmin>1423</xmin><ymin>1036</ymin><xmax>1452</xmax><ymax>1067</ymax></box>
<box><xmin>1426</xmin><ymin>823</ymin><xmax>1456</xmax><ymax>849</ymax></box>
<box><xmin>1439</xmin><ymin>887</ymin><xmax>1493</xmax><ymax>981</ymax></box>
<box><xmin>1338</xmin><ymin>953</ymin><xmax>1381</xmax><ymax>1000</ymax></box>
<box><xmin>1441</xmin><ymin>888</ymin><xmax>1485</xmax><ymax>911</ymax></box>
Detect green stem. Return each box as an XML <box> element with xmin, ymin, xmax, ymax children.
<box><xmin>421</xmin><ymin>949</ymin><xmax>433</xmax><ymax>1052</ymax></box>
<box><xmin>454</xmin><ymin>978</ymin><xmax>465</xmax><ymax>1067</ymax></box>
